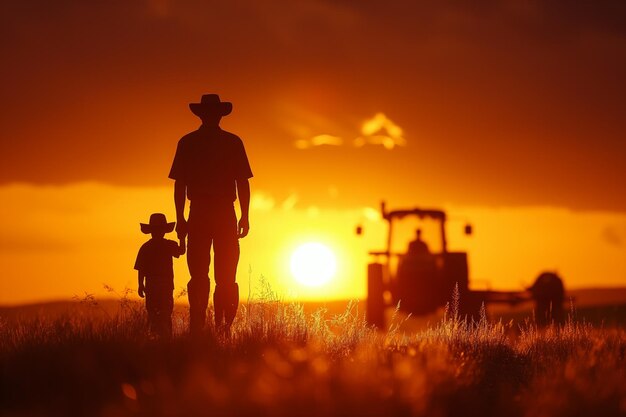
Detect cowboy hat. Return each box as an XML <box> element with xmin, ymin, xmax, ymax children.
<box><xmin>140</xmin><ymin>213</ymin><xmax>176</xmax><ymax>234</ymax></box>
<box><xmin>189</xmin><ymin>94</ymin><xmax>232</xmax><ymax>117</ymax></box>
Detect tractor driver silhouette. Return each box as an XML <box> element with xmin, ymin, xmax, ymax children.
<box><xmin>408</xmin><ymin>228</ymin><xmax>429</xmax><ymax>255</ymax></box>
<box><xmin>169</xmin><ymin>94</ymin><xmax>253</xmax><ymax>335</ymax></box>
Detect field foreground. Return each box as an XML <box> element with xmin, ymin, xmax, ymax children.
<box><xmin>1</xmin><ymin>293</ymin><xmax>625</xmax><ymax>417</ymax></box>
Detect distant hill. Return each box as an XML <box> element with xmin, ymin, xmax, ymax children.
<box><xmin>0</xmin><ymin>299</ymin><xmax>122</xmax><ymax>321</ymax></box>
<box><xmin>566</xmin><ymin>287</ymin><xmax>626</xmax><ymax>307</ymax></box>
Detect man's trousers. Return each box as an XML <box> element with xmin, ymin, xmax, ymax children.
<box><xmin>186</xmin><ymin>202</ymin><xmax>240</xmax><ymax>334</ymax></box>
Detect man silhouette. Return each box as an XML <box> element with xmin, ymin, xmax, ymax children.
<box><xmin>169</xmin><ymin>94</ymin><xmax>253</xmax><ymax>335</ymax></box>
<box><xmin>408</xmin><ymin>228</ymin><xmax>429</xmax><ymax>255</ymax></box>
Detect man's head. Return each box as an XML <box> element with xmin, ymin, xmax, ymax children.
<box><xmin>140</xmin><ymin>213</ymin><xmax>175</xmax><ymax>239</ymax></box>
<box><xmin>416</xmin><ymin>228</ymin><xmax>422</xmax><ymax>239</ymax></box>
<box><xmin>189</xmin><ymin>94</ymin><xmax>232</xmax><ymax>126</ymax></box>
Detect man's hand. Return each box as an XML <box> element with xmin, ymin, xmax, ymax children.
<box><xmin>238</xmin><ymin>216</ymin><xmax>250</xmax><ymax>238</ymax></box>
<box><xmin>138</xmin><ymin>285</ymin><xmax>145</xmax><ymax>298</ymax></box>
<box><xmin>176</xmin><ymin>218</ymin><xmax>188</xmax><ymax>241</ymax></box>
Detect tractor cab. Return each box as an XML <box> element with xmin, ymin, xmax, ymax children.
<box><xmin>366</xmin><ymin>202</ymin><xmax>471</xmax><ymax>326</ymax></box>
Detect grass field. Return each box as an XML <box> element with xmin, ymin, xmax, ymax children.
<box><xmin>1</xmin><ymin>286</ymin><xmax>625</xmax><ymax>417</ymax></box>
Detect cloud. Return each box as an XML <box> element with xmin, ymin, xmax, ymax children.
<box><xmin>250</xmin><ymin>191</ymin><xmax>276</xmax><ymax>211</ymax></box>
<box><xmin>294</xmin><ymin>134</ymin><xmax>343</xmax><ymax>149</ymax></box>
<box><xmin>354</xmin><ymin>113</ymin><xmax>407</xmax><ymax>150</ymax></box>
<box><xmin>281</xmin><ymin>193</ymin><xmax>299</xmax><ymax>211</ymax></box>
<box><xmin>296</xmin><ymin>113</ymin><xmax>407</xmax><ymax>150</ymax></box>
<box><xmin>354</xmin><ymin>134</ymin><xmax>407</xmax><ymax>150</ymax></box>
<box><xmin>361</xmin><ymin>112</ymin><xmax>403</xmax><ymax>137</ymax></box>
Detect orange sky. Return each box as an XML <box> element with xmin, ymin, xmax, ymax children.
<box><xmin>1</xmin><ymin>1</ymin><xmax>625</xmax><ymax>304</ymax></box>
<box><xmin>0</xmin><ymin>183</ymin><xmax>624</xmax><ymax>305</ymax></box>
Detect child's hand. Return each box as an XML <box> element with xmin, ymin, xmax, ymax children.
<box><xmin>176</xmin><ymin>218</ymin><xmax>188</xmax><ymax>241</ymax></box>
<box><xmin>138</xmin><ymin>285</ymin><xmax>145</xmax><ymax>298</ymax></box>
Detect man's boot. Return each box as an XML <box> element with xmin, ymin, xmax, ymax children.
<box><xmin>213</xmin><ymin>285</ymin><xmax>225</xmax><ymax>331</ymax></box>
<box><xmin>224</xmin><ymin>283</ymin><xmax>239</xmax><ymax>329</ymax></box>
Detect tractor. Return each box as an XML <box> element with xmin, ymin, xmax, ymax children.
<box><xmin>360</xmin><ymin>202</ymin><xmax>564</xmax><ymax>327</ymax></box>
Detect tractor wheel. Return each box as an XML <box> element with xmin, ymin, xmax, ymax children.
<box><xmin>367</xmin><ymin>263</ymin><xmax>385</xmax><ymax>328</ymax></box>
<box><xmin>529</xmin><ymin>272</ymin><xmax>565</xmax><ymax>326</ymax></box>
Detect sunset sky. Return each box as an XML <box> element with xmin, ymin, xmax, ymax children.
<box><xmin>1</xmin><ymin>1</ymin><xmax>625</xmax><ymax>304</ymax></box>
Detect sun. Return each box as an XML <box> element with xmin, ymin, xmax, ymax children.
<box><xmin>290</xmin><ymin>242</ymin><xmax>337</xmax><ymax>287</ymax></box>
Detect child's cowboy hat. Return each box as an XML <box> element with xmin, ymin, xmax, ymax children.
<box><xmin>189</xmin><ymin>94</ymin><xmax>232</xmax><ymax>117</ymax></box>
<box><xmin>140</xmin><ymin>213</ymin><xmax>176</xmax><ymax>234</ymax></box>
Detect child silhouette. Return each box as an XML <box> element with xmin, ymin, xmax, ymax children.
<box><xmin>134</xmin><ymin>213</ymin><xmax>185</xmax><ymax>337</ymax></box>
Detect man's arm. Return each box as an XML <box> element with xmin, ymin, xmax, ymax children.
<box><xmin>137</xmin><ymin>271</ymin><xmax>145</xmax><ymax>298</ymax></box>
<box><xmin>236</xmin><ymin>178</ymin><xmax>250</xmax><ymax>238</ymax></box>
<box><xmin>174</xmin><ymin>180</ymin><xmax>188</xmax><ymax>240</ymax></box>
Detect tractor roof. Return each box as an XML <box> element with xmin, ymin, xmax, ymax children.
<box><xmin>384</xmin><ymin>208</ymin><xmax>446</xmax><ymax>221</ymax></box>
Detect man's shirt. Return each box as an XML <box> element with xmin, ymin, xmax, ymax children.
<box><xmin>169</xmin><ymin>126</ymin><xmax>253</xmax><ymax>202</ymax></box>
<box><xmin>134</xmin><ymin>238</ymin><xmax>180</xmax><ymax>288</ymax></box>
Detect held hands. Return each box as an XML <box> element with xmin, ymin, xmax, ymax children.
<box><xmin>138</xmin><ymin>285</ymin><xmax>145</xmax><ymax>298</ymax></box>
<box><xmin>176</xmin><ymin>218</ymin><xmax>188</xmax><ymax>241</ymax></box>
<box><xmin>238</xmin><ymin>216</ymin><xmax>250</xmax><ymax>238</ymax></box>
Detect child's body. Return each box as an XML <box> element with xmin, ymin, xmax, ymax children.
<box><xmin>134</xmin><ymin>213</ymin><xmax>185</xmax><ymax>337</ymax></box>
